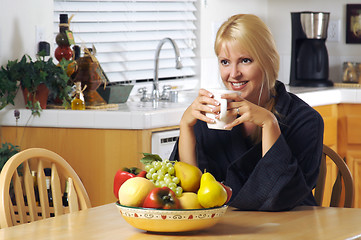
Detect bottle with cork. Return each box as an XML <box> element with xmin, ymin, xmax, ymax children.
<box><xmin>55</xmin><ymin>14</ymin><xmax>74</xmax><ymax>62</ymax></box>
<box><xmin>71</xmin><ymin>82</ymin><xmax>86</xmax><ymax>110</ymax></box>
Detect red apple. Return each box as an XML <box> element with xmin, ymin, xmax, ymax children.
<box><xmin>220</xmin><ymin>182</ymin><xmax>232</xmax><ymax>204</ymax></box>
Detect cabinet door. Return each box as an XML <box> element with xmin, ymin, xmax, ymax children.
<box><xmin>346</xmin><ymin>116</ymin><xmax>361</xmax><ymax>145</ymax></box>
<box><xmin>1</xmin><ymin>125</ymin><xmax>179</xmax><ymax>207</ymax></box>
<box><xmin>347</xmin><ymin>150</ymin><xmax>361</xmax><ymax>208</ymax></box>
<box><xmin>313</xmin><ymin>105</ymin><xmax>338</xmax><ymax>149</ymax></box>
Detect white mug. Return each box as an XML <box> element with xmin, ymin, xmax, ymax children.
<box><xmin>205</xmin><ymin>89</ymin><xmax>239</xmax><ymax>130</ymax></box>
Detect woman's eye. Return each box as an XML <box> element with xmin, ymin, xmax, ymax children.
<box><xmin>242</xmin><ymin>58</ymin><xmax>252</xmax><ymax>64</ymax></box>
<box><xmin>220</xmin><ymin>59</ymin><xmax>229</xmax><ymax>65</ymax></box>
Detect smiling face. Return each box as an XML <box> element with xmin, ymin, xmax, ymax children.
<box><xmin>214</xmin><ymin>14</ymin><xmax>280</xmax><ymax>106</ymax></box>
<box><xmin>218</xmin><ymin>41</ymin><xmax>266</xmax><ymax>105</ymax></box>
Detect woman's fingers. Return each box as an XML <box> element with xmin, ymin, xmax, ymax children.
<box><xmin>181</xmin><ymin>89</ymin><xmax>222</xmax><ymax>126</ymax></box>
<box><xmin>221</xmin><ymin>91</ymin><xmax>243</xmax><ymax>102</ymax></box>
<box><xmin>224</xmin><ymin>100</ymin><xmax>274</xmax><ymax>129</ymax></box>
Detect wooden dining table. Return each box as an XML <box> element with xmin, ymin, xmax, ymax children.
<box><xmin>1</xmin><ymin>203</ymin><xmax>361</xmax><ymax>240</ymax></box>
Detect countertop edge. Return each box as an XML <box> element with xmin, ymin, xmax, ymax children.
<box><xmin>1</xmin><ymin>87</ymin><xmax>361</xmax><ymax>129</ymax></box>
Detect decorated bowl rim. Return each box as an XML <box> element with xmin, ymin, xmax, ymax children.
<box><xmin>115</xmin><ymin>201</ymin><xmax>228</xmax><ymax>212</ymax></box>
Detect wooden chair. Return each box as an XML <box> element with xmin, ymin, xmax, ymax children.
<box><xmin>0</xmin><ymin>148</ymin><xmax>91</xmax><ymax>228</ymax></box>
<box><xmin>314</xmin><ymin>145</ymin><xmax>354</xmax><ymax>208</ymax></box>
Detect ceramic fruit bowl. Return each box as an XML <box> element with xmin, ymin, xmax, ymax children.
<box><xmin>115</xmin><ymin>202</ymin><xmax>228</xmax><ymax>232</ymax></box>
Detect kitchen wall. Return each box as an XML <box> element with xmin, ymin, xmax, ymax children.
<box><xmin>1</xmin><ymin>0</ymin><xmax>361</xmax><ymax>89</ymax></box>
<box><xmin>200</xmin><ymin>0</ymin><xmax>361</xmax><ymax>86</ymax></box>
<box><xmin>0</xmin><ymin>0</ymin><xmax>53</xmax><ymax>65</ymax></box>
<box><xmin>268</xmin><ymin>0</ymin><xmax>361</xmax><ymax>84</ymax></box>
<box><xmin>198</xmin><ymin>0</ymin><xmax>268</xmax><ymax>88</ymax></box>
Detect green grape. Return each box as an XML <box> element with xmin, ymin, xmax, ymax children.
<box><xmin>144</xmin><ymin>164</ymin><xmax>152</xmax><ymax>172</ymax></box>
<box><xmin>151</xmin><ymin>173</ymin><xmax>158</xmax><ymax>180</ymax></box>
<box><xmin>169</xmin><ymin>186</ymin><xmax>176</xmax><ymax>192</ymax></box>
<box><xmin>175</xmin><ymin>186</ymin><xmax>183</xmax><ymax>197</ymax></box>
<box><xmin>168</xmin><ymin>182</ymin><xmax>177</xmax><ymax>189</ymax></box>
<box><xmin>160</xmin><ymin>165</ymin><xmax>167</xmax><ymax>172</ymax></box>
<box><xmin>146</xmin><ymin>172</ymin><xmax>152</xmax><ymax>179</ymax></box>
<box><xmin>148</xmin><ymin>167</ymin><xmax>156</xmax><ymax>174</ymax></box>
<box><xmin>157</xmin><ymin>168</ymin><xmax>166</xmax><ymax>177</ymax></box>
<box><xmin>172</xmin><ymin>176</ymin><xmax>180</xmax><ymax>185</ymax></box>
<box><xmin>151</xmin><ymin>161</ymin><xmax>159</xmax><ymax>171</ymax></box>
<box><xmin>159</xmin><ymin>180</ymin><xmax>167</xmax><ymax>188</ymax></box>
<box><xmin>164</xmin><ymin>176</ymin><xmax>172</xmax><ymax>185</ymax></box>
<box><xmin>157</xmin><ymin>173</ymin><xmax>164</xmax><ymax>181</ymax></box>
<box><xmin>145</xmin><ymin>158</ymin><xmax>183</xmax><ymax>192</ymax></box>
<box><xmin>154</xmin><ymin>180</ymin><xmax>161</xmax><ymax>188</ymax></box>
<box><xmin>167</xmin><ymin>166</ymin><xmax>175</xmax><ymax>175</ymax></box>
<box><xmin>154</xmin><ymin>161</ymin><xmax>162</xmax><ymax>170</ymax></box>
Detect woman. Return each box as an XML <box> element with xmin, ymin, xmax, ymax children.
<box><xmin>170</xmin><ymin>14</ymin><xmax>324</xmax><ymax>211</ymax></box>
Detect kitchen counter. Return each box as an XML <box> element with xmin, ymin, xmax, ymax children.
<box><xmin>1</xmin><ymin>86</ymin><xmax>361</xmax><ymax>130</ymax></box>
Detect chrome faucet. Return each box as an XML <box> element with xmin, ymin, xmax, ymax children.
<box><xmin>152</xmin><ymin>38</ymin><xmax>182</xmax><ymax>101</ymax></box>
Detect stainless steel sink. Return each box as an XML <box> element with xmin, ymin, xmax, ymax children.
<box><xmin>121</xmin><ymin>90</ymin><xmax>197</xmax><ymax>111</ymax></box>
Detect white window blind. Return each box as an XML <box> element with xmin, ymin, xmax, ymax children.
<box><xmin>53</xmin><ymin>0</ymin><xmax>197</xmax><ymax>85</ymax></box>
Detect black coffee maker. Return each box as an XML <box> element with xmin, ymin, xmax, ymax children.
<box><xmin>290</xmin><ymin>12</ymin><xmax>333</xmax><ymax>87</ymax></box>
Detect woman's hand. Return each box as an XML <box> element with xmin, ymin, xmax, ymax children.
<box><xmin>180</xmin><ymin>88</ymin><xmax>220</xmax><ymax>128</ymax></box>
<box><xmin>218</xmin><ymin>93</ymin><xmax>275</xmax><ymax>130</ymax></box>
<box><xmin>218</xmin><ymin>93</ymin><xmax>281</xmax><ymax>156</ymax></box>
<box><xmin>178</xmin><ymin>88</ymin><xmax>220</xmax><ymax>166</ymax></box>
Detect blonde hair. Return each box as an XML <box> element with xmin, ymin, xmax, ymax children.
<box><xmin>215</xmin><ymin>14</ymin><xmax>280</xmax><ymax>142</ymax></box>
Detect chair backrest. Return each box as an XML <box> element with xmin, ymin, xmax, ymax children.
<box><xmin>314</xmin><ymin>145</ymin><xmax>354</xmax><ymax>208</ymax></box>
<box><xmin>0</xmin><ymin>148</ymin><xmax>91</xmax><ymax>228</ymax></box>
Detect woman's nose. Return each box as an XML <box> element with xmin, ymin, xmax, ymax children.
<box><xmin>230</xmin><ymin>65</ymin><xmax>242</xmax><ymax>78</ymax></box>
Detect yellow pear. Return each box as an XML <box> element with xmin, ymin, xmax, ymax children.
<box><xmin>178</xmin><ymin>192</ymin><xmax>203</xmax><ymax>209</ymax></box>
<box><xmin>197</xmin><ymin>172</ymin><xmax>227</xmax><ymax>208</ymax></box>
<box><xmin>174</xmin><ymin>161</ymin><xmax>202</xmax><ymax>192</ymax></box>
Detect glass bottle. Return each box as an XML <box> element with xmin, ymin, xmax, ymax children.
<box><xmin>55</xmin><ymin>14</ymin><xmax>73</xmax><ymax>62</ymax></box>
<box><xmin>71</xmin><ymin>82</ymin><xmax>86</xmax><ymax>110</ymax></box>
<box><xmin>73</xmin><ymin>48</ymin><xmax>106</xmax><ymax>106</ymax></box>
<box><xmin>44</xmin><ymin>168</ymin><xmax>53</xmax><ymax>208</ymax></box>
<box><xmin>69</xmin><ymin>45</ymin><xmax>81</xmax><ymax>83</ymax></box>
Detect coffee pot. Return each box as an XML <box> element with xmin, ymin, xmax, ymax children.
<box><xmin>290</xmin><ymin>11</ymin><xmax>333</xmax><ymax>87</ymax></box>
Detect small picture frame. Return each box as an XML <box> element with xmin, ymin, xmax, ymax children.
<box><xmin>346</xmin><ymin>4</ymin><xmax>361</xmax><ymax>43</ymax></box>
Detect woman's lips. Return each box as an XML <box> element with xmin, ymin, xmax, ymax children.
<box><xmin>230</xmin><ymin>81</ymin><xmax>248</xmax><ymax>91</ymax></box>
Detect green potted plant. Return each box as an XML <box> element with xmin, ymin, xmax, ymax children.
<box><xmin>0</xmin><ymin>61</ymin><xmax>19</xmax><ymax>110</ymax></box>
<box><xmin>0</xmin><ymin>142</ymin><xmax>20</xmax><ymax>172</ymax></box>
<box><xmin>0</xmin><ymin>53</ymin><xmax>72</xmax><ymax>116</ymax></box>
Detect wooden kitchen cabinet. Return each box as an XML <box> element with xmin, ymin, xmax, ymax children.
<box><xmin>338</xmin><ymin>104</ymin><xmax>361</xmax><ymax>208</ymax></box>
<box><xmin>313</xmin><ymin>105</ymin><xmax>338</xmax><ymax>150</ymax></box>
<box><xmin>314</xmin><ymin>104</ymin><xmax>361</xmax><ymax>208</ymax></box>
<box><xmin>1</xmin><ymin>125</ymin><xmax>179</xmax><ymax>207</ymax></box>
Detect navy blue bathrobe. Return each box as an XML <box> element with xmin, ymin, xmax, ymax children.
<box><xmin>170</xmin><ymin>81</ymin><xmax>324</xmax><ymax>211</ymax></box>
